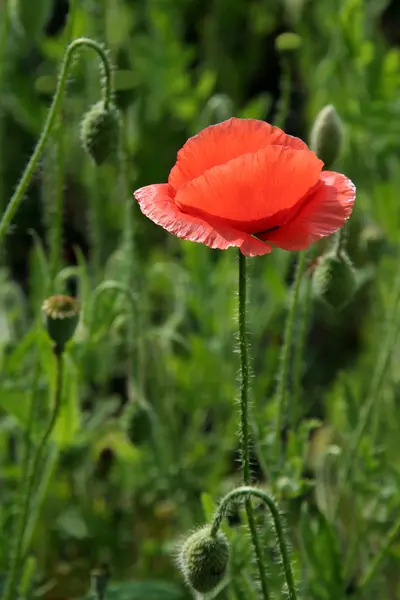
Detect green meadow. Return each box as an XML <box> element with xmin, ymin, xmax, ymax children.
<box><xmin>1</xmin><ymin>0</ymin><xmax>400</xmax><ymax>598</ymax></box>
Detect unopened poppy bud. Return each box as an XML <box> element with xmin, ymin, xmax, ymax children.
<box><xmin>42</xmin><ymin>295</ymin><xmax>79</xmax><ymax>352</ymax></box>
<box><xmin>81</xmin><ymin>100</ymin><xmax>120</xmax><ymax>165</ymax></box>
<box><xmin>312</xmin><ymin>252</ymin><xmax>356</xmax><ymax>309</ymax></box>
<box><xmin>179</xmin><ymin>526</ymin><xmax>229</xmax><ymax>594</ymax></box>
<box><xmin>310</xmin><ymin>105</ymin><xmax>344</xmax><ymax>169</ymax></box>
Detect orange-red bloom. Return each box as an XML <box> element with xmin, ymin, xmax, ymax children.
<box><xmin>134</xmin><ymin>118</ymin><xmax>355</xmax><ymax>256</ymax></box>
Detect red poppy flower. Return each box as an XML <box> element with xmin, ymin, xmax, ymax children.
<box><xmin>134</xmin><ymin>118</ymin><xmax>355</xmax><ymax>256</ymax></box>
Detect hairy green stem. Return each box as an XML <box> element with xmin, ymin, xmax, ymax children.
<box><xmin>0</xmin><ymin>37</ymin><xmax>113</xmax><ymax>244</ymax></box>
<box><xmin>237</xmin><ymin>251</ymin><xmax>270</xmax><ymax>600</ymax></box>
<box><xmin>211</xmin><ymin>486</ymin><xmax>298</xmax><ymax>600</ymax></box>
<box><xmin>274</xmin><ymin>251</ymin><xmax>306</xmax><ymax>465</ymax></box>
<box><xmin>2</xmin><ymin>348</ymin><xmax>64</xmax><ymax>600</ymax></box>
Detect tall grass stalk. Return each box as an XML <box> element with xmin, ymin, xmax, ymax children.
<box><xmin>2</xmin><ymin>348</ymin><xmax>64</xmax><ymax>600</ymax></box>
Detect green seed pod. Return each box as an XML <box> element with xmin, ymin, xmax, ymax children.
<box><xmin>179</xmin><ymin>527</ymin><xmax>229</xmax><ymax>594</ymax></box>
<box><xmin>309</xmin><ymin>104</ymin><xmax>344</xmax><ymax>169</ymax></box>
<box><xmin>312</xmin><ymin>252</ymin><xmax>356</xmax><ymax>310</ymax></box>
<box><xmin>42</xmin><ymin>295</ymin><xmax>79</xmax><ymax>352</ymax></box>
<box><xmin>80</xmin><ymin>101</ymin><xmax>120</xmax><ymax>165</ymax></box>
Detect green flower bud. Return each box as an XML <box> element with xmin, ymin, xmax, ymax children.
<box><xmin>42</xmin><ymin>295</ymin><xmax>79</xmax><ymax>351</ymax></box>
<box><xmin>81</xmin><ymin>100</ymin><xmax>120</xmax><ymax>165</ymax></box>
<box><xmin>310</xmin><ymin>104</ymin><xmax>344</xmax><ymax>169</ymax></box>
<box><xmin>179</xmin><ymin>527</ymin><xmax>229</xmax><ymax>594</ymax></box>
<box><xmin>312</xmin><ymin>252</ymin><xmax>356</xmax><ymax>310</ymax></box>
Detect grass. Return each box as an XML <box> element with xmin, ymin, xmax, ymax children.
<box><xmin>1</xmin><ymin>0</ymin><xmax>400</xmax><ymax>599</ymax></box>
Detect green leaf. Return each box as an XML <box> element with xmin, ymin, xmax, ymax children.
<box><xmin>9</xmin><ymin>0</ymin><xmax>53</xmax><ymax>42</ymax></box>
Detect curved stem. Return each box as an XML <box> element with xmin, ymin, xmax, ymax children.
<box><xmin>0</xmin><ymin>37</ymin><xmax>113</xmax><ymax>244</ymax></box>
<box><xmin>2</xmin><ymin>348</ymin><xmax>64</xmax><ymax>600</ymax></box>
<box><xmin>211</xmin><ymin>486</ymin><xmax>298</xmax><ymax>600</ymax></box>
<box><xmin>274</xmin><ymin>251</ymin><xmax>306</xmax><ymax>467</ymax></box>
<box><xmin>237</xmin><ymin>251</ymin><xmax>270</xmax><ymax>600</ymax></box>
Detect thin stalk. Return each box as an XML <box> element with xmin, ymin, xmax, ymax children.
<box><xmin>2</xmin><ymin>348</ymin><xmax>64</xmax><ymax>600</ymax></box>
<box><xmin>237</xmin><ymin>251</ymin><xmax>270</xmax><ymax>600</ymax></box>
<box><xmin>334</xmin><ymin>266</ymin><xmax>400</xmax><ymax>518</ymax></box>
<box><xmin>334</xmin><ymin>222</ymin><xmax>348</xmax><ymax>257</ymax></box>
<box><xmin>0</xmin><ymin>0</ymin><xmax>10</xmax><ymax>217</ymax></box>
<box><xmin>274</xmin><ymin>251</ymin><xmax>306</xmax><ymax>466</ymax></box>
<box><xmin>3</xmin><ymin>364</ymin><xmax>40</xmax><ymax>600</ymax></box>
<box><xmin>274</xmin><ymin>57</ymin><xmax>291</xmax><ymax>130</ymax></box>
<box><xmin>292</xmin><ymin>257</ymin><xmax>312</xmax><ymax>419</ymax></box>
<box><xmin>0</xmin><ymin>37</ymin><xmax>113</xmax><ymax>243</ymax></box>
<box><xmin>358</xmin><ymin>514</ymin><xmax>400</xmax><ymax>592</ymax></box>
<box><xmin>47</xmin><ymin>0</ymin><xmax>78</xmax><ymax>285</ymax></box>
<box><xmin>211</xmin><ymin>486</ymin><xmax>298</xmax><ymax>600</ymax></box>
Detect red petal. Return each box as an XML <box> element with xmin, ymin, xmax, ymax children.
<box><xmin>263</xmin><ymin>172</ymin><xmax>356</xmax><ymax>250</ymax></box>
<box><xmin>175</xmin><ymin>145</ymin><xmax>323</xmax><ymax>232</ymax></box>
<box><xmin>169</xmin><ymin>117</ymin><xmax>309</xmax><ymax>191</ymax></box>
<box><xmin>134</xmin><ymin>184</ymin><xmax>272</xmax><ymax>256</ymax></box>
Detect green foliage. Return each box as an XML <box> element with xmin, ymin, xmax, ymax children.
<box><xmin>1</xmin><ymin>0</ymin><xmax>400</xmax><ymax>599</ymax></box>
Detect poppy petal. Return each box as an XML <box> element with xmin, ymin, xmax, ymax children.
<box><xmin>263</xmin><ymin>172</ymin><xmax>356</xmax><ymax>251</ymax></box>
<box><xmin>175</xmin><ymin>145</ymin><xmax>323</xmax><ymax>233</ymax></box>
<box><xmin>169</xmin><ymin>117</ymin><xmax>309</xmax><ymax>190</ymax></box>
<box><xmin>134</xmin><ymin>184</ymin><xmax>273</xmax><ymax>256</ymax></box>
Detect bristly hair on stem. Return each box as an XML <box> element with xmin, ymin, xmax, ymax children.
<box><xmin>211</xmin><ymin>486</ymin><xmax>298</xmax><ymax>600</ymax></box>
<box><xmin>237</xmin><ymin>250</ymin><xmax>270</xmax><ymax>600</ymax></box>
<box><xmin>0</xmin><ymin>37</ymin><xmax>114</xmax><ymax>245</ymax></box>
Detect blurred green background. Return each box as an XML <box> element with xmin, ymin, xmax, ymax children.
<box><xmin>2</xmin><ymin>0</ymin><xmax>400</xmax><ymax>598</ymax></box>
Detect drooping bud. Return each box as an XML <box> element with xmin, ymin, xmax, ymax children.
<box><xmin>179</xmin><ymin>526</ymin><xmax>229</xmax><ymax>594</ymax></box>
<box><xmin>42</xmin><ymin>295</ymin><xmax>79</xmax><ymax>352</ymax></box>
<box><xmin>312</xmin><ymin>252</ymin><xmax>356</xmax><ymax>310</ymax></box>
<box><xmin>310</xmin><ymin>104</ymin><xmax>344</xmax><ymax>169</ymax></box>
<box><xmin>80</xmin><ymin>100</ymin><xmax>120</xmax><ymax>165</ymax></box>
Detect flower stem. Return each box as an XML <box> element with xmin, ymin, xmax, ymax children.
<box><xmin>0</xmin><ymin>37</ymin><xmax>113</xmax><ymax>244</ymax></box>
<box><xmin>2</xmin><ymin>346</ymin><xmax>64</xmax><ymax>600</ymax></box>
<box><xmin>211</xmin><ymin>486</ymin><xmax>298</xmax><ymax>600</ymax></box>
<box><xmin>274</xmin><ymin>250</ymin><xmax>306</xmax><ymax>467</ymax></box>
<box><xmin>237</xmin><ymin>251</ymin><xmax>270</xmax><ymax>600</ymax></box>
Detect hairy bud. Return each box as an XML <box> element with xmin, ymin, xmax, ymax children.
<box><xmin>42</xmin><ymin>295</ymin><xmax>79</xmax><ymax>351</ymax></box>
<box><xmin>179</xmin><ymin>527</ymin><xmax>229</xmax><ymax>594</ymax></box>
<box><xmin>81</xmin><ymin>100</ymin><xmax>120</xmax><ymax>165</ymax></box>
<box><xmin>312</xmin><ymin>252</ymin><xmax>356</xmax><ymax>310</ymax></box>
<box><xmin>310</xmin><ymin>104</ymin><xmax>344</xmax><ymax>169</ymax></box>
